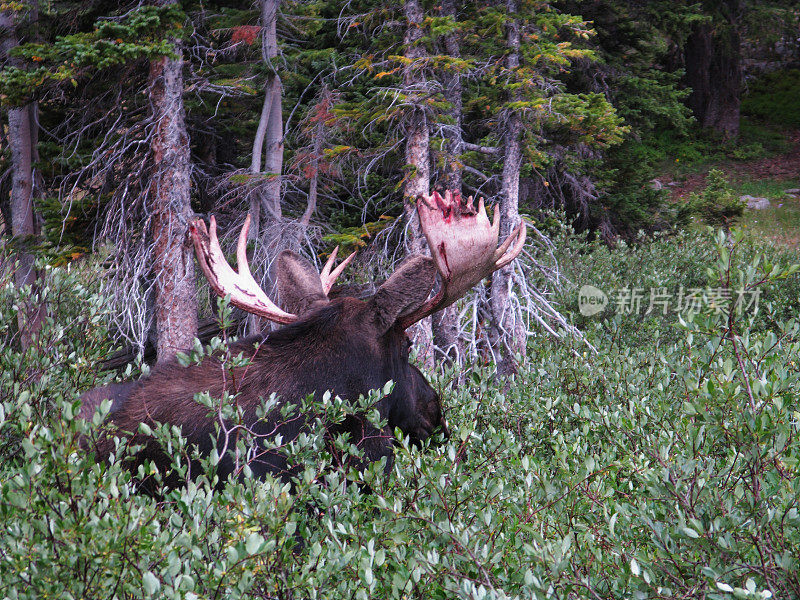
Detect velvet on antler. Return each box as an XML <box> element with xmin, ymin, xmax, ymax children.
<box><xmin>190</xmin><ymin>214</ymin><xmax>354</xmax><ymax>324</ymax></box>
<box><xmin>399</xmin><ymin>190</ymin><xmax>526</xmax><ymax>329</ymax></box>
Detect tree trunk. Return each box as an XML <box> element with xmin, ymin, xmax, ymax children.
<box><xmin>250</xmin><ymin>0</ymin><xmax>283</xmax><ymax>225</ymax></box>
<box><xmin>300</xmin><ymin>88</ymin><xmax>331</xmax><ymax>229</ymax></box>
<box><xmin>148</xmin><ymin>8</ymin><xmax>198</xmax><ymax>362</ymax></box>
<box><xmin>441</xmin><ymin>0</ymin><xmax>463</xmax><ymax>193</ymax></box>
<box><xmin>403</xmin><ymin>0</ymin><xmax>434</xmax><ymax>368</ymax></box>
<box><xmin>490</xmin><ymin>0</ymin><xmax>526</xmax><ymax>376</ymax></box>
<box><xmin>684</xmin><ymin>3</ymin><xmax>742</xmax><ymax>139</ymax></box>
<box><xmin>247</xmin><ymin>0</ymin><xmax>283</xmax><ymax>333</ymax></box>
<box><xmin>1</xmin><ymin>5</ymin><xmax>44</xmax><ymax>350</ymax></box>
<box><xmin>431</xmin><ymin>0</ymin><xmax>464</xmax><ymax>364</ymax></box>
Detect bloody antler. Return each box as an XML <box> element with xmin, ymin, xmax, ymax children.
<box><xmin>190</xmin><ymin>214</ymin><xmax>297</xmax><ymax>324</ymax></box>
<box><xmin>399</xmin><ymin>190</ymin><xmax>526</xmax><ymax>329</ymax></box>
<box><xmin>190</xmin><ymin>214</ymin><xmax>354</xmax><ymax>324</ymax></box>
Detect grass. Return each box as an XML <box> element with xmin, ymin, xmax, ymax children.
<box><xmin>738</xmin><ymin>119</ymin><xmax>790</xmax><ymax>153</ymax></box>
<box><xmin>735</xmin><ymin>177</ymin><xmax>799</xmax><ymax>199</ymax></box>
<box><xmin>650</xmin><ymin>120</ymin><xmax>791</xmax><ymax>183</ymax></box>
<box><xmin>737</xmin><ymin>178</ymin><xmax>800</xmax><ymax>247</ymax></box>
<box><xmin>742</xmin><ymin>68</ymin><xmax>800</xmax><ymax>128</ymax></box>
<box><xmin>650</xmin><ymin>67</ymin><xmax>800</xmax><ymax>179</ymax></box>
<box><xmin>656</xmin><ymin>65</ymin><xmax>800</xmax><ymax>247</ymax></box>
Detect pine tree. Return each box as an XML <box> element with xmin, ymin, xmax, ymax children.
<box><xmin>0</xmin><ymin>2</ymin><xmax>196</xmax><ymax>355</ymax></box>
<box><xmin>490</xmin><ymin>0</ymin><xmax>527</xmax><ymax>375</ymax></box>
<box><xmin>147</xmin><ymin>0</ymin><xmax>197</xmax><ymax>361</ymax></box>
<box><xmin>684</xmin><ymin>0</ymin><xmax>744</xmax><ymax>138</ymax></box>
<box><xmin>0</xmin><ymin>2</ymin><xmax>43</xmax><ymax>350</ymax></box>
<box><xmin>458</xmin><ymin>1</ymin><xmax>624</xmax><ymax>368</ymax></box>
<box><xmin>401</xmin><ymin>0</ymin><xmax>435</xmax><ymax>367</ymax></box>
<box><xmin>431</xmin><ymin>0</ymin><xmax>465</xmax><ymax>363</ymax></box>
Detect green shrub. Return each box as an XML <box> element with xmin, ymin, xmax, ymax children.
<box><xmin>548</xmin><ymin>220</ymin><xmax>800</xmax><ymax>348</ymax></box>
<box><xmin>1</xmin><ymin>230</ymin><xmax>799</xmax><ymax>599</ymax></box>
<box><xmin>679</xmin><ymin>169</ymin><xmax>745</xmax><ymax>229</ymax></box>
<box><xmin>727</xmin><ymin>141</ymin><xmax>766</xmax><ymax>161</ymax></box>
<box><xmin>742</xmin><ymin>68</ymin><xmax>800</xmax><ymax>128</ymax></box>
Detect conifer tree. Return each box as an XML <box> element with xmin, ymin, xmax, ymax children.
<box><xmin>402</xmin><ymin>0</ymin><xmax>435</xmax><ymax>367</ymax></box>
<box><xmin>432</xmin><ymin>0</ymin><xmax>465</xmax><ymax>363</ymax></box>
<box><xmin>0</xmin><ymin>2</ymin><xmax>43</xmax><ymax>350</ymax></box>
<box><xmin>491</xmin><ymin>0</ymin><xmax>527</xmax><ymax>375</ymax></box>
<box><xmin>0</xmin><ymin>2</ymin><xmax>198</xmax><ymax>356</ymax></box>
<box><xmin>249</xmin><ymin>0</ymin><xmax>283</xmax><ymax>241</ymax></box>
<box><xmin>684</xmin><ymin>0</ymin><xmax>744</xmax><ymax>139</ymax></box>
<box><xmin>147</xmin><ymin>0</ymin><xmax>197</xmax><ymax>361</ymax></box>
<box><xmin>455</xmin><ymin>1</ymin><xmax>624</xmax><ymax>370</ymax></box>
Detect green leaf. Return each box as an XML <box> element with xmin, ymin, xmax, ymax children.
<box><xmin>143</xmin><ymin>571</ymin><xmax>160</xmax><ymax>596</ymax></box>
<box><xmin>245</xmin><ymin>532</ymin><xmax>264</xmax><ymax>555</ymax></box>
<box><xmin>630</xmin><ymin>558</ymin><xmax>640</xmax><ymax>576</ymax></box>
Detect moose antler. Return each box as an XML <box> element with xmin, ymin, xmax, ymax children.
<box><xmin>190</xmin><ymin>214</ymin><xmax>297</xmax><ymax>324</ymax></box>
<box><xmin>319</xmin><ymin>245</ymin><xmax>356</xmax><ymax>295</ymax></box>
<box><xmin>190</xmin><ymin>215</ymin><xmax>357</xmax><ymax>325</ymax></box>
<box><xmin>399</xmin><ymin>189</ymin><xmax>526</xmax><ymax>329</ymax></box>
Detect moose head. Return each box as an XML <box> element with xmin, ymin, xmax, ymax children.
<box><xmin>81</xmin><ymin>190</ymin><xmax>525</xmax><ymax>488</ymax></box>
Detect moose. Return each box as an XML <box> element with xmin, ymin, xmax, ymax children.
<box><xmin>80</xmin><ymin>190</ymin><xmax>525</xmax><ymax>487</ymax></box>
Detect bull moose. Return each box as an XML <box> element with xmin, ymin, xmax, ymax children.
<box><xmin>80</xmin><ymin>190</ymin><xmax>526</xmax><ymax>487</ymax></box>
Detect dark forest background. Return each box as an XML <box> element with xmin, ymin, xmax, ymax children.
<box><xmin>1</xmin><ymin>0</ymin><xmax>797</xmax><ymax>366</ymax></box>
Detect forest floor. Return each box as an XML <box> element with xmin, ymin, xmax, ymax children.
<box><xmin>662</xmin><ymin>129</ymin><xmax>800</xmax><ymax>247</ymax></box>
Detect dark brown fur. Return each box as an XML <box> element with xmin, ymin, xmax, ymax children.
<box><xmin>78</xmin><ymin>381</ymin><xmax>139</xmax><ymax>420</ymax></box>
<box><xmin>81</xmin><ymin>268</ymin><xmax>447</xmax><ymax>488</ymax></box>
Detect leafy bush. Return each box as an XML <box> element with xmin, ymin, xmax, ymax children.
<box><xmin>549</xmin><ymin>221</ymin><xmax>800</xmax><ymax>347</ymax></box>
<box><xmin>2</xmin><ymin>229</ymin><xmax>800</xmax><ymax>598</ymax></box>
<box><xmin>742</xmin><ymin>68</ymin><xmax>800</xmax><ymax>128</ymax></box>
<box><xmin>0</xmin><ymin>257</ymin><xmax>119</xmax><ymax>456</ymax></box>
<box><xmin>679</xmin><ymin>169</ymin><xmax>745</xmax><ymax>229</ymax></box>
<box><xmin>727</xmin><ymin>141</ymin><xmax>766</xmax><ymax>161</ymax></box>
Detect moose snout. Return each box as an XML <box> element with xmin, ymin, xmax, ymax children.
<box><xmin>421</xmin><ymin>414</ymin><xmax>450</xmax><ymax>446</ymax></box>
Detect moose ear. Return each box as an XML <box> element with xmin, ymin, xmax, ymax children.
<box><xmin>370</xmin><ymin>256</ymin><xmax>437</xmax><ymax>333</ymax></box>
<box><xmin>277</xmin><ymin>250</ymin><xmax>328</xmax><ymax>315</ymax></box>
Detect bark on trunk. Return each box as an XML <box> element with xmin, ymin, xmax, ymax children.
<box><xmin>442</xmin><ymin>0</ymin><xmax>463</xmax><ymax>193</ymax></box>
<box><xmin>1</xmin><ymin>5</ymin><xmax>43</xmax><ymax>350</ymax></box>
<box><xmin>684</xmin><ymin>3</ymin><xmax>742</xmax><ymax>139</ymax></box>
<box><xmin>247</xmin><ymin>0</ymin><xmax>283</xmax><ymax>333</ymax></box>
<box><xmin>249</xmin><ymin>0</ymin><xmax>283</xmax><ymax>228</ymax></box>
<box><xmin>7</xmin><ymin>102</ymin><xmax>44</xmax><ymax>349</ymax></box>
<box><xmin>148</xmin><ymin>15</ymin><xmax>198</xmax><ymax>362</ymax></box>
<box><xmin>431</xmin><ymin>0</ymin><xmax>464</xmax><ymax>364</ymax></box>
<box><xmin>490</xmin><ymin>0</ymin><xmax>526</xmax><ymax>376</ymax></box>
<box><xmin>262</xmin><ymin>78</ymin><xmax>283</xmax><ymax>223</ymax></box>
<box><xmin>403</xmin><ymin>0</ymin><xmax>434</xmax><ymax>368</ymax></box>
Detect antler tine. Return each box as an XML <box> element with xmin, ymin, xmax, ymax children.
<box><xmin>319</xmin><ymin>246</ymin><xmax>357</xmax><ymax>295</ymax></box>
<box><xmin>320</xmin><ymin>245</ymin><xmax>339</xmax><ymax>281</ymax></box>
<box><xmin>486</xmin><ymin>199</ymin><xmax>501</xmax><ymax>238</ymax></box>
<box><xmin>190</xmin><ymin>215</ymin><xmax>297</xmax><ymax>325</ymax></box>
<box><xmin>236</xmin><ymin>214</ymin><xmax>254</xmax><ymax>279</ymax></box>
<box><xmin>495</xmin><ymin>222</ymin><xmax>527</xmax><ymax>269</ymax></box>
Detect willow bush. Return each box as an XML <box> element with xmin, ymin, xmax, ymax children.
<box><xmin>1</xmin><ymin>228</ymin><xmax>799</xmax><ymax>599</ymax></box>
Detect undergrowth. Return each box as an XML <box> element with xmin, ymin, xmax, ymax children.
<box><xmin>1</xmin><ymin>228</ymin><xmax>799</xmax><ymax>599</ymax></box>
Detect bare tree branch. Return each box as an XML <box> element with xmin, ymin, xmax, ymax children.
<box><xmin>462</xmin><ymin>141</ymin><xmax>501</xmax><ymax>155</ymax></box>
